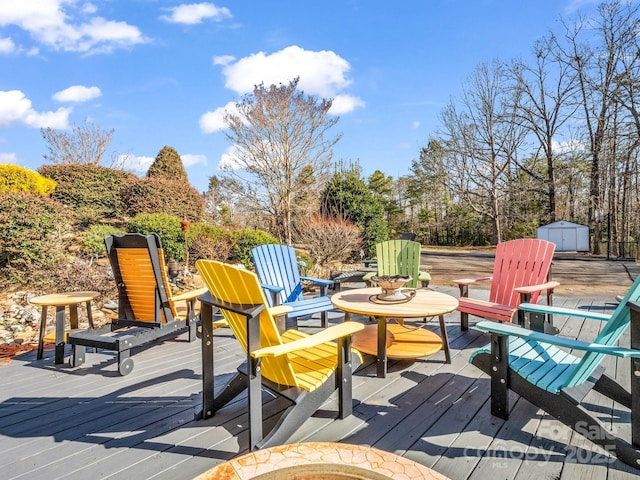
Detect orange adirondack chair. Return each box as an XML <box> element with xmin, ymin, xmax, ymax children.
<box><xmin>453</xmin><ymin>238</ymin><xmax>559</xmax><ymax>333</ymax></box>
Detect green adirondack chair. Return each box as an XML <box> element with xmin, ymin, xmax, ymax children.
<box><xmin>362</xmin><ymin>239</ymin><xmax>431</xmax><ymax>288</ymax></box>
<box><xmin>470</xmin><ymin>274</ymin><xmax>640</xmax><ymax>469</ymax></box>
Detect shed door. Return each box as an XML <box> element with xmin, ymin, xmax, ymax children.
<box><xmin>548</xmin><ymin>228</ymin><xmax>577</xmax><ymax>251</ymax></box>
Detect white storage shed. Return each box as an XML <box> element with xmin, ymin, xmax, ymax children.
<box><xmin>536</xmin><ymin>220</ymin><xmax>589</xmax><ymax>252</ymax></box>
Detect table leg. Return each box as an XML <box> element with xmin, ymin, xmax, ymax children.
<box><xmin>69</xmin><ymin>304</ymin><xmax>79</xmax><ymax>330</ymax></box>
<box><xmin>376</xmin><ymin>316</ymin><xmax>387</xmax><ymax>378</ymax></box>
<box><xmin>85</xmin><ymin>300</ymin><xmax>95</xmax><ymax>328</ymax></box>
<box><xmin>438</xmin><ymin>314</ymin><xmax>451</xmax><ymax>364</ymax></box>
<box><xmin>55</xmin><ymin>305</ymin><xmax>66</xmax><ymax>364</ymax></box>
<box><xmin>37</xmin><ymin>306</ymin><xmax>48</xmax><ymax>360</ymax></box>
<box><xmin>200</xmin><ymin>302</ymin><xmax>215</xmax><ymax>419</ymax></box>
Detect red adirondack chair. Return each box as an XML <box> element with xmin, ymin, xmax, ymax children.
<box><xmin>453</xmin><ymin>238</ymin><xmax>559</xmax><ymax>333</ymax></box>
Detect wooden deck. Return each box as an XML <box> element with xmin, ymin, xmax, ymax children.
<box><xmin>1</xmin><ymin>284</ymin><xmax>638</xmax><ymax>480</ymax></box>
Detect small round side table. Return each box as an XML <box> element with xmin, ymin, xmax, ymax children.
<box><xmin>30</xmin><ymin>291</ymin><xmax>99</xmax><ymax>364</ymax></box>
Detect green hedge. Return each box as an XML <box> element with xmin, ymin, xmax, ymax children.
<box><xmin>121</xmin><ymin>176</ymin><xmax>205</xmax><ymax>222</ymax></box>
<box><xmin>229</xmin><ymin>229</ymin><xmax>278</xmax><ymax>268</ymax></box>
<box><xmin>127</xmin><ymin>213</ymin><xmax>187</xmax><ymax>261</ymax></box>
<box><xmin>38</xmin><ymin>164</ymin><xmax>135</xmax><ymax>219</ymax></box>
<box><xmin>0</xmin><ymin>192</ymin><xmax>70</xmax><ymax>287</ymax></box>
<box><xmin>81</xmin><ymin>224</ymin><xmax>126</xmax><ymax>257</ymax></box>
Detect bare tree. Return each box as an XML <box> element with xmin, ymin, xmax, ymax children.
<box><xmin>41</xmin><ymin>121</ymin><xmax>114</xmax><ymax>166</ymax></box>
<box><xmin>554</xmin><ymin>0</ymin><xmax>640</xmax><ymax>254</ymax></box>
<box><xmin>511</xmin><ymin>33</ymin><xmax>580</xmax><ymax>223</ymax></box>
<box><xmin>221</xmin><ymin>78</ymin><xmax>341</xmax><ymax>244</ymax></box>
<box><xmin>440</xmin><ymin>60</ymin><xmax>527</xmax><ymax>243</ymax></box>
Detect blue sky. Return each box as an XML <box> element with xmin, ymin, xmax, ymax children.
<box><xmin>0</xmin><ymin>0</ymin><xmax>599</xmax><ymax>193</ymax></box>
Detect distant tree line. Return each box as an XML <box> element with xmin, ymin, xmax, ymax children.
<box><xmin>208</xmin><ymin>1</ymin><xmax>640</xmax><ymax>257</ymax></box>
<box><xmin>399</xmin><ymin>0</ymin><xmax>640</xmax><ymax>256</ymax></box>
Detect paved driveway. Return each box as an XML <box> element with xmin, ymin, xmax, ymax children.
<box><xmin>422</xmin><ymin>248</ymin><xmax>637</xmax><ymax>298</ymax></box>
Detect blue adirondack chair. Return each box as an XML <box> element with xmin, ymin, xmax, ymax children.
<box><xmin>251</xmin><ymin>244</ymin><xmax>336</xmax><ymax>329</ymax></box>
<box><xmin>470</xmin><ymin>275</ymin><xmax>640</xmax><ymax>469</ymax></box>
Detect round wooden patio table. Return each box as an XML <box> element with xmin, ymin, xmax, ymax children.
<box><xmin>331</xmin><ymin>287</ymin><xmax>457</xmax><ymax>378</ymax></box>
<box><xmin>31</xmin><ymin>291</ymin><xmax>99</xmax><ymax>365</ymax></box>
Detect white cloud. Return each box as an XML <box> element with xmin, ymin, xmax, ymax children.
<box><xmin>0</xmin><ymin>90</ymin><xmax>71</xmax><ymax>128</ymax></box>
<box><xmin>0</xmin><ymin>37</ymin><xmax>15</xmax><ymax>54</ymax></box>
<box><xmin>412</xmin><ymin>121</ymin><xmax>420</xmax><ymax>129</ymax></box>
<box><xmin>202</xmin><ymin>46</ymin><xmax>364</xmax><ymax>133</ymax></box>
<box><xmin>182</xmin><ymin>153</ymin><xmax>207</xmax><ymax>167</ymax></box>
<box><xmin>213</xmin><ymin>54</ymin><xmax>235</xmax><ymax>66</ymax></box>
<box><xmin>0</xmin><ymin>0</ymin><xmax>148</xmax><ymax>54</ymax></box>
<box><xmin>199</xmin><ymin>101</ymin><xmax>237</xmax><ymax>133</ymax></box>
<box><xmin>0</xmin><ymin>152</ymin><xmax>17</xmax><ymax>163</ymax></box>
<box><xmin>218</xmin><ymin>145</ymin><xmax>241</xmax><ymax>169</ymax></box>
<box><xmin>219</xmin><ymin>45</ymin><xmax>353</xmax><ymax>97</ymax></box>
<box><xmin>81</xmin><ymin>3</ymin><xmax>98</xmax><ymax>15</ymax></box>
<box><xmin>53</xmin><ymin>85</ymin><xmax>102</xmax><ymax>102</ymax></box>
<box><xmin>329</xmin><ymin>94</ymin><xmax>365</xmax><ymax>115</ymax></box>
<box><xmin>160</xmin><ymin>3</ymin><xmax>232</xmax><ymax>25</ymax></box>
<box><xmin>118</xmin><ymin>154</ymin><xmax>153</xmax><ymax>173</ymax></box>
<box><xmin>552</xmin><ymin>138</ymin><xmax>587</xmax><ymax>154</ymax></box>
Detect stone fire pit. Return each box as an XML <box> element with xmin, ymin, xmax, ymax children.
<box><xmin>194</xmin><ymin>442</ymin><xmax>448</xmax><ymax>480</ymax></box>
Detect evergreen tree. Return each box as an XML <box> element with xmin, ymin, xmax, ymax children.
<box><xmin>320</xmin><ymin>164</ymin><xmax>388</xmax><ymax>258</ymax></box>
<box><xmin>147</xmin><ymin>146</ymin><xmax>188</xmax><ymax>182</ymax></box>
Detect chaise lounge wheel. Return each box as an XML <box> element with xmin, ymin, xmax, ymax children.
<box><xmin>69</xmin><ymin>356</ymin><xmax>83</xmax><ymax>368</ymax></box>
<box><xmin>118</xmin><ymin>357</ymin><xmax>134</xmax><ymax>376</ymax></box>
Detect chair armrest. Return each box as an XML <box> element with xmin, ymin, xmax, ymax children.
<box><xmin>300</xmin><ymin>276</ymin><xmax>334</xmax><ymax>287</ymax></box>
<box><xmin>362</xmin><ymin>271</ymin><xmax>376</xmax><ymax>281</ymax></box>
<box><xmin>171</xmin><ymin>287</ymin><xmax>209</xmax><ymax>302</ymax></box>
<box><xmin>452</xmin><ymin>276</ymin><xmax>492</xmax><ymax>286</ymax></box>
<box><xmin>260</xmin><ymin>283</ymin><xmax>284</xmax><ymax>294</ymax></box>
<box><xmin>476</xmin><ymin>321</ymin><xmax>640</xmax><ymax>358</ymax></box>
<box><xmin>514</xmin><ymin>281</ymin><xmax>560</xmax><ymax>295</ymax></box>
<box><xmin>268</xmin><ymin>305</ymin><xmax>293</xmax><ymax>317</ymax></box>
<box><xmin>519</xmin><ymin>302</ymin><xmax>611</xmax><ymax>321</ymax></box>
<box><xmin>251</xmin><ymin>321</ymin><xmax>364</xmax><ymax>358</ymax></box>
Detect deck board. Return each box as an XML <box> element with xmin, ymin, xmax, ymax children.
<box><xmin>0</xmin><ymin>285</ymin><xmax>636</xmax><ymax>479</ymax></box>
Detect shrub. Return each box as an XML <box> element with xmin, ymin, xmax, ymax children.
<box><xmin>0</xmin><ymin>192</ymin><xmax>70</xmax><ymax>287</ymax></box>
<box><xmin>127</xmin><ymin>213</ymin><xmax>186</xmax><ymax>261</ymax></box>
<box><xmin>187</xmin><ymin>222</ymin><xmax>232</xmax><ymax>263</ymax></box>
<box><xmin>121</xmin><ymin>176</ymin><xmax>204</xmax><ymax>222</ymax></box>
<box><xmin>294</xmin><ymin>248</ymin><xmax>313</xmax><ymax>276</ymax></box>
<box><xmin>53</xmin><ymin>261</ymin><xmax>116</xmax><ymax>306</ymax></box>
<box><xmin>81</xmin><ymin>224</ymin><xmax>126</xmax><ymax>257</ymax></box>
<box><xmin>229</xmin><ymin>229</ymin><xmax>278</xmax><ymax>268</ymax></box>
<box><xmin>0</xmin><ymin>164</ymin><xmax>56</xmax><ymax>195</ymax></box>
<box><xmin>295</xmin><ymin>216</ymin><xmax>362</xmax><ymax>271</ymax></box>
<box><xmin>38</xmin><ymin>164</ymin><xmax>135</xmax><ymax>219</ymax></box>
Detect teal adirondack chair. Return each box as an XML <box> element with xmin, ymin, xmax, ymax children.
<box><xmin>251</xmin><ymin>244</ymin><xmax>336</xmax><ymax>329</ymax></box>
<box><xmin>362</xmin><ymin>240</ymin><xmax>431</xmax><ymax>288</ymax></box>
<box><xmin>470</xmin><ymin>274</ymin><xmax>640</xmax><ymax>469</ymax></box>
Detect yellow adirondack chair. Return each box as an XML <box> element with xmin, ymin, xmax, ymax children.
<box><xmin>195</xmin><ymin>259</ymin><xmax>364</xmax><ymax>450</ymax></box>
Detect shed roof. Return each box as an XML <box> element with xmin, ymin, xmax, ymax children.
<box><xmin>538</xmin><ymin>220</ymin><xmax>588</xmax><ymax>229</ymax></box>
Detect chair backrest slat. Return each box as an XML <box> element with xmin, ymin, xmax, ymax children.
<box><xmin>252</xmin><ymin>244</ymin><xmax>304</xmax><ymax>306</ymax></box>
<box><xmin>106</xmin><ymin>233</ymin><xmax>176</xmax><ymax>324</ymax></box>
<box><xmin>196</xmin><ymin>259</ymin><xmax>299</xmax><ymax>387</ymax></box>
<box><xmin>565</xmin><ymin>274</ymin><xmax>640</xmax><ymax>388</ymax></box>
<box><xmin>375</xmin><ymin>240</ymin><xmax>422</xmax><ymax>289</ymax></box>
<box><xmin>490</xmin><ymin>239</ymin><xmax>556</xmax><ymax>307</ymax></box>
